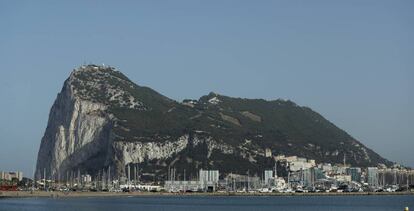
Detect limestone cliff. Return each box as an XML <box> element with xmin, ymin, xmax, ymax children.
<box><xmin>35</xmin><ymin>65</ymin><xmax>191</xmax><ymax>179</ymax></box>
<box><xmin>35</xmin><ymin>65</ymin><xmax>391</xmax><ymax>181</ymax></box>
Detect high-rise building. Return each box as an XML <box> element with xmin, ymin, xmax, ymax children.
<box><xmin>303</xmin><ymin>168</ymin><xmax>315</xmax><ymax>187</ymax></box>
<box><xmin>199</xmin><ymin>169</ymin><xmax>219</xmax><ymax>191</ymax></box>
<box><xmin>199</xmin><ymin>169</ymin><xmax>219</xmax><ymax>183</ymax></box>
<box><xmin>347</xmin><ymin>167</ymin><xmax>362</xmax><ymax>182</ymax></box>
<box><xmin>367</xmin><ymin>167</ymin><xmax>379</xmax><ymax>187</ymax></box>
<box><xmin>264</xmin><ymin>170</ymin><xmax>274</xmax><ymax>185</ymax></box>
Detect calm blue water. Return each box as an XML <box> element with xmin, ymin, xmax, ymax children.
<box><xmin>1</xmin><ymin>195</ymin><xmax>413</xmax><ymax>211</ymax></box>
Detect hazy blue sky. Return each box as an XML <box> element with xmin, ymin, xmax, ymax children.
<box><xmin>0</xmin><ymin>1</ymin><xmax>413</xmax><ymax>177</ymax></box>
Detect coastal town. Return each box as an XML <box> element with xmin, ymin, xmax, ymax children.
<box><xmin>1</xmin><ymin>154</ymin><xmax>413</xmax><ymax>195</ymax></box>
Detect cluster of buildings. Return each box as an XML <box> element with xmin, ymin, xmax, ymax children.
<box><xmin>162</xmin><ymin>155</ymin><xmax>414</xmax><ymax>193</ymax></box>
<box><xmin>274</xmin><ymin>155</ymin><xmax>413</xmax><ymax>192</ymax></box>
<box><xmin>28</xmin><ymin>154</ymin><xmax>414</xmax><ymax>194</ymax></box>
<box><xmin>164</xmin><ymin>169</ymin><xmax>220</xmax><ymax>192</ymax></box>
<box><xmin>0</xmin><ymin>171</ymin><xmax>23</xmax><ymax>182</ymax></box>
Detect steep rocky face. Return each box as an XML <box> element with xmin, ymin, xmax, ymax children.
<box><xmin>35</xmin><ymin>68</ymin><xmax>112</xmax><ymax>179</ymax></box>
<box><xmin>35</xmin><ymin>65</ymin><xmax>391</xmax><ymax>181</ymax></box>
<box><xmin>35</xmin><ymin>65</ymin><xmax>193</xmax><ymax>179</ymax></box>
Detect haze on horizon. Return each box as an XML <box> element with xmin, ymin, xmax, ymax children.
<box><xmin>0</xmin><ymin>0</ymin><xmax>413</xmax><ymax>177</ymax></box>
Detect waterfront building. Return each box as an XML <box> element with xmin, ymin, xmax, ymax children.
<box><xmin>199</xmin><ymin>169</ymin><xmax>219</xmax><ymax>191</ymax></box>
<box><xmin>0</xmin><ymin>171</ymin><xmax>11</xmax><ymax>180</ymax></box>
<box><xmin>347</xmin><ymin>167</ymin><xmax>362</xmax><ymax>182</ymax></box>
<box><xmin>164</xmin><ymin>180</ymin><xmax>202</xmax><ymax>192</ymax></box>
<box><xmin>303</xmin><ymin>168</ymin><xmax>315</xmax><ymax>187</ymax></box>
<box><xmin>367</xmin><ymin>167</ymin><xmax>379</xmax><ymax>188</ymax></box>
<box><xmin>199</xmin><ymin>169</ymin><xmax>219</xmax><ymax>183</ymax></box>
<box><xmin>264</xmin><ymin>170</ymin><xmax>274</xmax><ymax>185</ymax></box>
<box><xmin>0</xmin><ymin>171</ymin><xmax>23</xmax><ymax>181</ymax></box>
<box><xmin>9</xmin><ymin>172</ymin><xmax>23</xmax><ymax>181</ymax></box>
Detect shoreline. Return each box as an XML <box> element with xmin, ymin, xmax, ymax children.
<box><xmin>1</xmin><ymin>191</ymin><xmax>413</xmax><ymax>199</ymax></box>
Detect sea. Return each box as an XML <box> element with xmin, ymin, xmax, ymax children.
<box><xmin>0</xmin><ymin>195</ymin><xmax>413</xmax><ymax>211</ymax></box>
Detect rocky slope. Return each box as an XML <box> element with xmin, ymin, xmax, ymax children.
<box><xmin>35</xmin><ymin>65</ymin><xmax>391</xmax><ymax>181</ymax></box>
